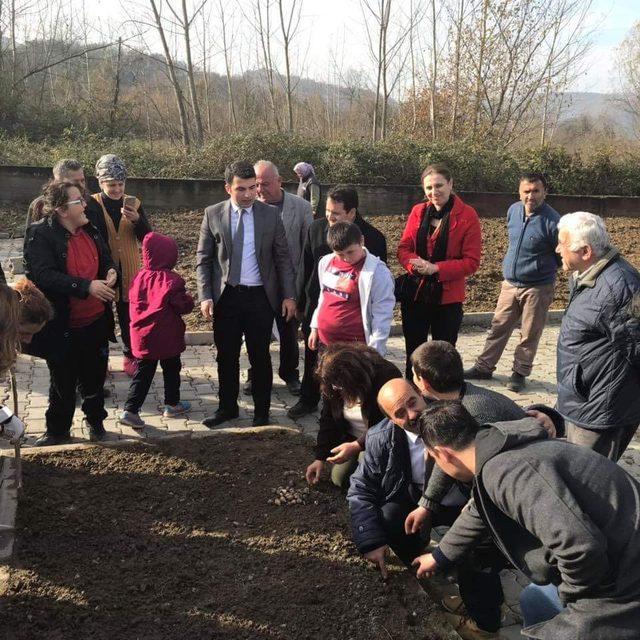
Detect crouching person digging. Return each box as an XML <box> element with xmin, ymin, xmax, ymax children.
<box><xmin>413</xmin><ymin>401</ymin><xmax>640</xmax><ymax>639</ymax></box>
<box><xmin>348</xmin><ymin>379</ymin><xmax>507</xmax><ymax>639</ymax></box>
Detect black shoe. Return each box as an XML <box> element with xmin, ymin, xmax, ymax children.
<box><xmin>252</xmin><ymin>415</ymin><xmax>271</xmax><ymax>427</ymax></box>
<box><xmin>243</xmin><ymin>379</ymin><xmax>252</xmax><ymax>395</ymax></box>
<box><xmin>203</xmin><ymin>409</ymin><xmax>239</xmax><ymax>428</ymax></box>
<box><xmin>89</xmin><ymin>425</ymin><xmax>108</xmax><ymax>442</ymax></box>
<box><xmin>285</xmin><ymin>379</ymin><xmax>301</xmax><ymax>395</ymax></box>
<box><xmin>506</xmin><ymin>371</ymin><xmax>526</xmax><ymax>392</ymax></box>
<box><xmin>286</xmin><ymin>400</ymin><xmax>317</xmax><ymax>419</ymax></box>
<box><xmin>103</xmin><ymin>388</ymin><xmax>112</xmax><ymax>399</ymax></box>
<box><xmin>463</xmin><ymin>366</ymin><xmax>493</xmax><ymax>380</ymax></box>
<box><xmin>34</xmin><ymin>433</ymin><xmax>72</xmax><ymax>447</ymax></box>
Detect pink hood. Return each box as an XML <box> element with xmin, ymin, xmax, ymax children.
<box><xmin>142</xmin><ymin>232</ymin><xmax>178</xmax><ymax>270</ymax></box>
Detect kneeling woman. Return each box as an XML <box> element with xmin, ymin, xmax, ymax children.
<box><xmin>24</xmin><ymin>180</ymin><xmax>118</xmax><ymax>446</ymax></box>
<box><xmin>305</xmin><ymin>343</ymin><xmax>402</xmax><ymax>489</ymax></box>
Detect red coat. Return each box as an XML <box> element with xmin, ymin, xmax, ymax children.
<box><xmin>129</xmin><ymin>232</ymin><xmax>194</xmax><ymax>360</ymax></box>
<box><xmin>397</xmin><ymin>195</ymin><xmax>482</xmax><ymax>305</ymax></box>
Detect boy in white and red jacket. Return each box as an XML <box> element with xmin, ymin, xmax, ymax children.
<box><xmin>308</xmin><ymin>221</ymin><xmax>395</xmax><ymax>356</ymax></box>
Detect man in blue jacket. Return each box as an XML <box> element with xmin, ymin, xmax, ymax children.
<box><xmin>465</xmin><ymin>173</ymin><xmax>560</xmax><ymax>392</ymax></box>
<box><xmin>555</xmin><ymin>211</ymin><xmax>640</xmax><ymax>460</ymax></box>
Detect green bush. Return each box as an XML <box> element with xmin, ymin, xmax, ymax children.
<box><xmin>2</xmin><ymin>132</ymin><xmax>640</xmax><ymax>195</ymax></box>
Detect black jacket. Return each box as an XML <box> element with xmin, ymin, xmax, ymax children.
<box><xmin>23</xmin><ymin>217</ymin><xmax>118</xmax><ymax>362</ymax></box>
<box><xmin>297</xmin><ymin>214</ymin><xmax>387</xmax><ymax>323</ymax></box>
<box><xmin>434</xmin><ymin>419</ymin><xmax>640</xmax><ymax>639</ymax></box>
<box><xmin>557</xmin><ymin>250</ymin><xmax>640</xmax><ymax>430</ymax></box>
<box><xmin>314</xmin><ymin>359</ymin><xmax>401</xmax><ymax>460</ymax></box>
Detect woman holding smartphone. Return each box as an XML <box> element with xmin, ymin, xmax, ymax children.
<box><xmin>92</xmin><ymin>154</ymin><xmax>152</xmax><ymax>376</ymax></box>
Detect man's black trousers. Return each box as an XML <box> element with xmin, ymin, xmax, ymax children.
<box><xmin>299</xmin><ymin>320</ymin><xmax>321</xmax><ymax>407</ymax></box>
<box><xmin>214</xmin><ymin>285</ymin><xmax>274</xmax><ymax>418</ymax></box>
<box><xmin>381</xmin><ymin>489</ymin><xmax>504</xmax><ymax>634</ymax></box>
<box><xmin>45</xmin><ymin>314</ymin><xmax>109</xmax><ymax>436</ymax></box>
<box><xmin>247</xmin><ymin>313</ymin><xmax>300</xmax><ymax>384</ymax></box>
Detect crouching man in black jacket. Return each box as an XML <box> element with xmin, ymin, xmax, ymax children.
<box><xmin>24</xmin><ymin>180</ymin><xmax>118</xmax><ymax>446</ymax></box>
<box><xmin>414</xmin><ymin>401</ymin><xmax>640</xmax><ymax>640</ymax></box>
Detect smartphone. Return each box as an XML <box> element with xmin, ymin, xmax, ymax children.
<box><xmin>124</xmin><ymin>195</ymin><xmax>136</xmax><ymax>209</ymax></box>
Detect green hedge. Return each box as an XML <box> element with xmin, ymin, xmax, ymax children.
<box><xmin>2</xmin><ymin>132</ymin><xmax>640</xmax><ymax>195</ymax></box>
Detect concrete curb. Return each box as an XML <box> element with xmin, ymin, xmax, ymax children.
<box><xmin>184</xmin><ymin>309</ymin><xmax>565</xmax><ymax>345</ymax></box>
<box><xmin>0</xmin><ymin>456</ymin><xmax>19</xmax><ymax>563</ymax></box>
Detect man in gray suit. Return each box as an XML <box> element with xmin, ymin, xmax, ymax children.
<box><xmin>243</xmin><ymin>160</ymin><xmax>313</xmax><ymax>396</ymax></box>
<box><xmin>196</xmin><ymin>161</ymin><xmax>297</xmax><ymax>427</ymax></box>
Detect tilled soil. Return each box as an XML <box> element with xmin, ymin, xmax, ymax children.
<box><xmin>0</xmin><ymin>431</ymin><xmax>451</xmax><ymax>640</ymax></box>
<box><xmin>2</xmin><ymin>205</ymin><xmax>638</xmax><ymax>331</ymax></box>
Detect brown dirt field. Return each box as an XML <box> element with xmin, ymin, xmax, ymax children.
<box><xmin>0</xmin><ymin>431</ymin><xmax>451</xmax><ymax>640</ymax></box>
<box><xmin>3</xmin><ymin>205</ymin><xmax>639</xmax><ymax>331</ymax></box>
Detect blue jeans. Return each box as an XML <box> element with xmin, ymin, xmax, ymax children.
<box><xmin>520</xmin><ymin>583</ymin><xmax>565</xmax><ymax>628</ymax></box>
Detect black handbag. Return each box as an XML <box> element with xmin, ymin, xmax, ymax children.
<box><xmin>395</xmin><ymin>202</ymin><xmax>449</xmax><ymax>305</ymax></box>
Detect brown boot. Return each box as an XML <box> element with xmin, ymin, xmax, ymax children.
<box><xmin>443</xmin><ymin>612</ymin><xmax>500</xmax><ymax>640</ymax></box>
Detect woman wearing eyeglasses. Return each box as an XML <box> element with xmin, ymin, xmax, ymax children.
<box><xmin>23</xmin><ymin>180</ymin><xmax>119</xmax><ymax>446</ymax></box>
<box><xmin>305</xmin><ymin>342</ymin><xmax>402</xmax><ymax>490</ymax></box>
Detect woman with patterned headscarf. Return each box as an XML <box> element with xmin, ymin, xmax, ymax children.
<box><xmin>92</xmin><ymin>154</ymin><xmax>152</xmax><ymax>377</ymax></box>
<box><xmin>294</xmin><ymin>162</ymin><xmax>322</xmax><ymax>218</ymax></box>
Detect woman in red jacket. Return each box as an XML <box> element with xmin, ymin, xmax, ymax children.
<box><xmin>397</xmin><ymin>163</ymin><xmax>481</xmax><ymax>378</ymax></box>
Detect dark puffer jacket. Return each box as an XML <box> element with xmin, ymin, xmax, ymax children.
<box><xmin>23</xmin><ymin>217</ymin><xmax>117</xmax><ymax>362</ymax></box>
<box><xmin>556</xmin><ymin>250</ymin><xmax>640</xmax><ymax>430</ymax></box>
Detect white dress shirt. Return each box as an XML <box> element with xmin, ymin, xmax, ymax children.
<box><xmin>405</xmin><ymin>429</ymin><xmax>427</xmax><ymax>487</ymax></box>
<box><xmin>230</xmin><ymin>204</ymin><xmax>262</xmax><ymax>286</ymax></box>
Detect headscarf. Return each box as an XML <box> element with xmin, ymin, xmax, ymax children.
<box><xmin>294</xmin><ymin>162</ymin><xmax>315</xmax><ymax>179</ymax></box>
<box><xmin>95</xmin><ymin>154</ymin><xmax>127</xmax><ymax>182</ymax></box>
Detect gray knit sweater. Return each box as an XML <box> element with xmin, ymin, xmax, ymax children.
<box><xmin>418</xmin><ymin>382</ymin><xmax>526</xmax><ymax>511</ymax></box>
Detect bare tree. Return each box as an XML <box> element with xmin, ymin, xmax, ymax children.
<box><xmin>276</xmin><ymin>0</ymin><xmax>303</xmax><ymax>132</ymax></box>
<box><xmin>149</xmin><ymin>0</ymin><xmax>191</xmax><ymax>150</ymax></box>
<box><xmin>617</xmin><ymin>20</ymin><xmax>640</xmax><ymax>139</ymax></box>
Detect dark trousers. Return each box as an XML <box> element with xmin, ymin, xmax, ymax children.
<box><xmin>299</xmin><ymin>320</ymin><xmax>321</xmax><ymax>407</ymax></box>
<box><xmin>247</xmin><ymin>313</ymin><xmax>300</xmax><ymax>384</ymax></box>
<box><xmin>382</xmin><ymin>489</ymin><xmax>504</xmax><ymax>634</ymax></box>
<box><xmin>116</xmin><ymin>299</ymin><xmax>132</xmax><ymax>358</ymax></box>
<box><xmin>124</xmin><ymin>355</ymin><xmax>181</xmax><ymax>413</ymax></box>
<box><xmin>214</xmin><ymin>285</ymin><xmax>274</xmax><ymax>418</ymax></box>
<box><xmin>566</xmin><ymin>422</ymin><xmax>638</xmax><ymax>461</ymax></box>
<box><xmin>45</xmin><ymin>315</ymin><xmax>109</xmax><ymax>436</ymax></box>
<box><xmin>401</xmin><ymin>300</ymin><xmax>464</xmax><ymax>379</ymax></box>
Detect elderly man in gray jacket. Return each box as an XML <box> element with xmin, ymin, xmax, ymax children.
<box><xmin>243</xmin><ymin>160</ymin><xmax>313</xmax><ymax>396</ymax></box>
<box><xmin>556</xmin><ymin>211</ymin><xmax>640</xmax><ymax>460</ymax></box>
<box><xmin>414</xmin><ymin>401</ymin><xmax>640</xmax><ymax>640</ymax></box>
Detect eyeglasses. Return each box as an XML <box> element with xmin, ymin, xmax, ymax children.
<box><xmin>66</xmin><ymin>199</ymin><xmax>85</xmax><ymax>207</ymax></box>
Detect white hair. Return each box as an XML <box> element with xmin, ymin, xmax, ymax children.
<box><xmin>557</xmin><ymin>211</ymin><xmax>611</xmax><ymax>258</ymax></box>
<box><xmin>254</xmin><ymin>159</ymin><xmax>280</xmax><ymax>177</ymax></box>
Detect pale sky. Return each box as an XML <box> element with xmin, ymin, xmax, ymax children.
<box><xmin>59</xmin><ymin>0</ymin><xmax>640</xmax><ymax>94</ymax></box>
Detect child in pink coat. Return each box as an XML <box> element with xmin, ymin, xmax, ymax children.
<box><xmin>119</xmin><ymin>232</ymin><xmax>194</xmax><ymax>427</ymax></box>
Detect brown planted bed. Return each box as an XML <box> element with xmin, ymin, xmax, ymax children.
<box><xmin>0</xmin><ymin>431</ymin><xmax>452</xmax><ymax>640</ymax></box>
<box><xmin>2</xmin><ymin>205</ymin><xmax>639</xmax><ymax>330</ymax></box>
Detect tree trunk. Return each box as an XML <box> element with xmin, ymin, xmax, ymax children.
<box><xmin>181</xmin><ymin>0</ymin><xmax>204</xmax><ymax>146</ymax></box>
<box><xmin>108</xmin><ymin>38</ymin><xmax>122</xmax><ymax>137</ymax></box>
<box><xmin>149</xmin><ymin>0</ymin><xmax>191</xmax><ymax>151</ymax></box>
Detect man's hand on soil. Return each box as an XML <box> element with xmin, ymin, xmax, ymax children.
<box><xmin>327</xmin><ymin>441</ymin><xmax>362</xmax><ymax>464</ymax></box>
<box><xmin>404</xmin><ymin>506</ymin><xmax>432</xmax><ymax>535</ymax></box>
<box><xmin>527</xmin><ymin>409</ymin><xmax>556</xmax><ymax>438</ymax></box>
<box><xmin>305</xmin><ymin>459</ymin><xmax>326</xmax><ymax>485</ymax></box>
<box><xmin>412</xmin><ymin>553</ymin><xmax>438</xmax><ymax>579</ymax></box>
<box><xmin>364</xmin><ymin>545</ymin><xmax>389</xmax><ymax>580</ymax></box>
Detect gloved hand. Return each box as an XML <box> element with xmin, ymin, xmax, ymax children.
<box><xmin>0</xmin><ymin>405</ymin><xmax>25</xmax><ymax>443</ymax></box>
